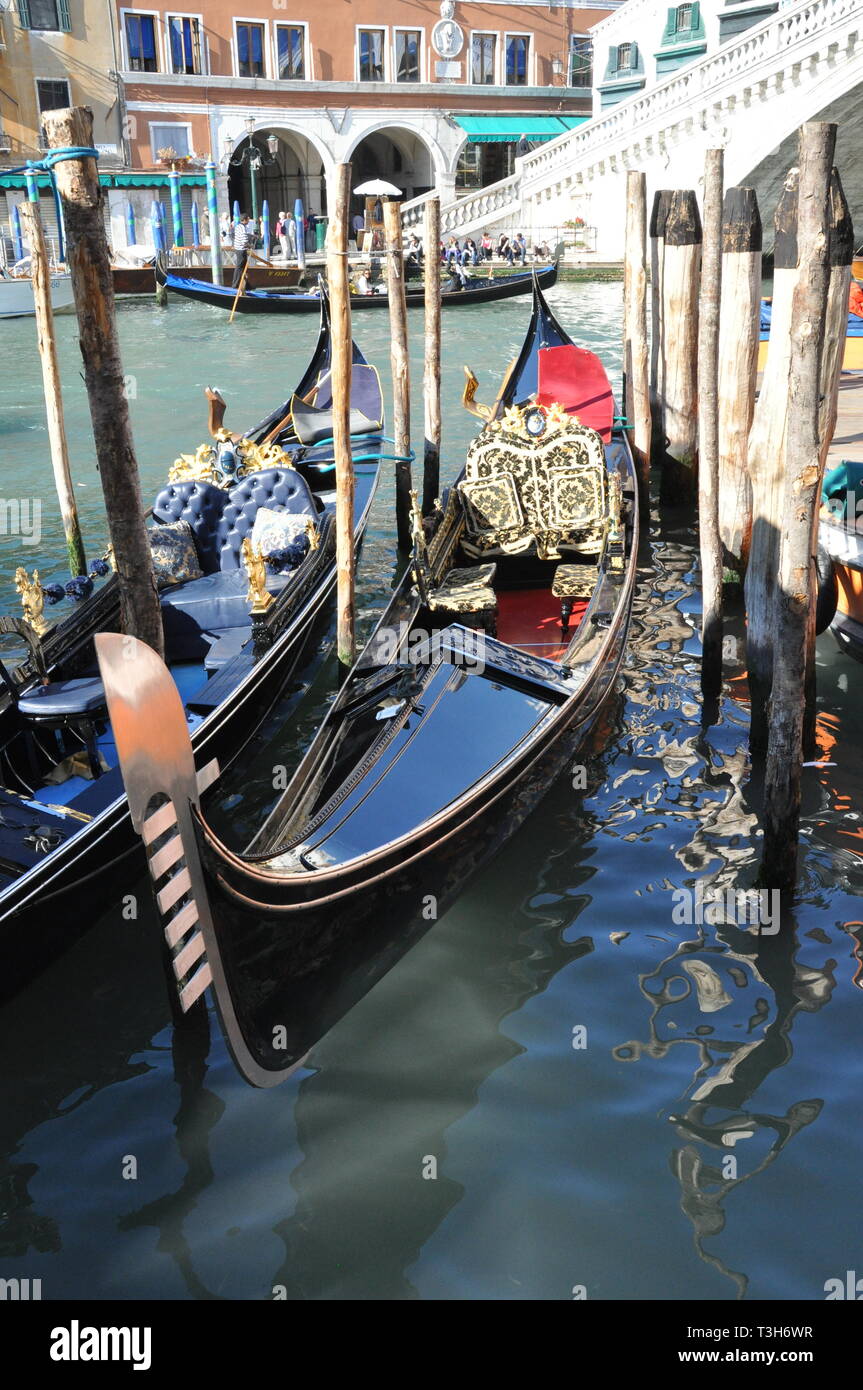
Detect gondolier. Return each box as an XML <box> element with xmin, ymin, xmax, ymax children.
<box><xmin>232</xmin><ymin>214</ymin><xmax>257</xmax><ymax>287</ymax></box>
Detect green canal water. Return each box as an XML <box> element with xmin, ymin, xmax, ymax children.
<box><xmin>1</xmin><ymin>283</ymin><xmax>862</xmax><ymax>1301</ymax></box>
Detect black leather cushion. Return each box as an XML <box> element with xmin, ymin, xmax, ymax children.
<box><xmin>218</xmin><ymin>468</ymin><xmax>318</xmax><ymax>571</ymax></box>
<box><xmin>152</xmin><ymin>479</ymin><xmax>228</xmax><ymax>575</ymax></box>
<box><xmin>19</xmin><ymin>677</ymin><xmax>106</xmax><ymax>718</ymax></box>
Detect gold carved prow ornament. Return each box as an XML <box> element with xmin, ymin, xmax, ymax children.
<box><xmin>305</xmin><ymin>518</ymin><xmax>320</xmax><ymax>551</ymax></box>
<box><xmin>241</xmin><ymin>538</ymin><xmax>274</xmax><ymax>615</ymax></box>
<box><xmin>15</xmin><ymin>567</ymin><xmax>49</xmax><ymax>636</ymax></box>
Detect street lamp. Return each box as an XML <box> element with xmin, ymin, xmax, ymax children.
<box><xmin>225</xmin><ymin>119</ymin><xmax>280</xmax><ymax>223</ymax></box>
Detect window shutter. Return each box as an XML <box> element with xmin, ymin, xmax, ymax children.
<box><xmin>630</xmin><ymin>42</ymin><xmax>639</xmax><ymax>70</ymax></box>
<box><xmin>57</xmin><ymin>0</ymin><xmax>71</xmax><ymax>31</ymax></box>
<box><xmin>664</xmin><ymin>8</ymin><xmax>676</xmax><ymax>42</ymax></box>
<box><xmin>18</xmin><ymin>0</ymin><xmax>31</xmax><ymax>28</ymax></box>
<box><xmin>690</xmin><ymin>3</ymin><xmax>701</xmax><ymax>30</ymax></box>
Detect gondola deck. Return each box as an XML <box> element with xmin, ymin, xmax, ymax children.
<box><xmin>97</xmin><ymin>278</ymin><xmax>639</xmax><ymax>1086</ymax></box>
<box><xmin>0</xmin><ymin>292</ymin><xmax>386</xmax><ymax>997</ymax></box>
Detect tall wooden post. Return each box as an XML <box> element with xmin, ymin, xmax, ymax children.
<box><xmin>762</xmin><ymin>122</ymin><xmax>836</xmax><ymax>893</ymax></box>
<box><xmin>649</xmin><ymin>190</ymin><xmax>671</xmax><ymax>468</ymax></box>
<box><xmin>326</xmin><ymin>164</ymin><xmax>355</xmax><ymax>668</ymax></box>
<box><xmin>20</xmin><ymin>200</ymin><xmax>87</xmax><ymax>578</ymax></box>
<box><xmin>43</xmin><ymin>106</ymin><xmax>164</xmax><ymax>658</ymax></box>
<box><xmin>697</xmin><ymin>149</ymin><xmax>724</xmax><ymax>697</ymax></box>
<box><xmin>383</xmin><ymin>197</ymin><xmax>412</xmax><ymax>549</ymax></box>
<box><xmin>623</xmin><ymin>171</ymin><xmax>651</xmax><ymax>508</ymax></box>
<box><xmin>717</xmin><ymin>187</ymin><xmax>761</xmax><ymax>572</ymax></box>
<box><xmin>659</xmin><ymin>190</ymin><xmax>701</xmax><ymax>504</ymax></box>
<box><xmin>422</xmin><ymin>195</ymin><xmax>442</xmax><ymax>516</ymax></box>
<box><xmin>745</xmin><ymin>169</ymin><xmax>799</xmax><ymax>752</ymax></box>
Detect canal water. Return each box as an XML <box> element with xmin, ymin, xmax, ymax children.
<box><xmin>1</xmin><ymin>283</ymin><xmax>861</xmax><ymax>1301</ymax></box>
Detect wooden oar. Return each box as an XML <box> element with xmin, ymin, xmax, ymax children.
<box><xmin>229</xmin><ymin>255</ymin><xmax>251</xmax><ymax>323</ymax></box>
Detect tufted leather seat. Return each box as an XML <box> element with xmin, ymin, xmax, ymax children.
<box><xmin>18</xmin><ymin>676</ymin><xmax>107</xmax><ymax>718</ymax></box>
<box><xmin>152</xmin><ymin>467</ymin><xmax>318</xmax><ymax>576</ymax></box>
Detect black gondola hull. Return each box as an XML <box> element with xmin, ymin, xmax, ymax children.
<box><xmin>156</xmin><ymin>259</ymin><xmax>559</xmax><ymax>313</ymax></box>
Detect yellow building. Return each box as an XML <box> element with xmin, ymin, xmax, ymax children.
<box><xmin>0</xmin><ymin>0</ymin><xmax>125</xmax><ymax>167</ymax></box>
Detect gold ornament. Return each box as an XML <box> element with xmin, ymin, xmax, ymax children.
<box><xmin>304</xmin><ymin>518</ymin><xmax>320</xmax><ymax>551</ymax></box>
<box><xmin>15</xmin><ymin>567</ymin><xmax>49</xmax><ymax>637</ymax></box>
<box><xmin>169</xmin><ymin>431</ymin><xmax>290</xmax><ymax>487</ymax></box>
<box><xmin>241</xmin><ymin>538</ymin><xmax>274</xmax><ymax>615</ymax></box>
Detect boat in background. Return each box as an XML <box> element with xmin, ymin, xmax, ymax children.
<box><xmin>759</xmin><ymin>299</ymin><xmax>863</xmax><ymax>371</ymax></box>
<box><xmin>0</xmin><ymin>287</ymin><xmax>386</xmax><ymax>997</ymax></box>
<box><xmin>97</xmin><ymin>278</ymin><xmax>638</xmax><ymax>1086</ymax></box>
<box><xmin>0</xmin><ymin>269</ymin><xmax>75</xmax><ymax>319</ymax></box>
<box><xmin>113</xmin><ymin>253</ymin><xmax>304</xmax><ymax>296</ymax></box>
<box><xmin>155</xmin><ymin>251</ymin><xmax>561</xmax><ymax>314</ymax></box>
<box><xmin>821</xmin><ymin>459</ymin><xmax>863</xmax><ymax>660</ymax></box>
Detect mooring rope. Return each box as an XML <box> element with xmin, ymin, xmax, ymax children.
<box><xmin>5</xmin><ymin>145</ymin><xmax>100</xmax><ymax>264</ymax></box>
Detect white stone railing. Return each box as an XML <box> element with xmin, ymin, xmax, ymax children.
<box><xmin>414</xmin><ymin>0</ymin><xmax>861</xmax><ymax>237</ymax></box>
<box><xmin>401</xmin><ymin>173</ymin><xmax>520</xmax><ymax>236</ymax></box>
<box><xmin>519</xmin><ymin>0</ymin><xmax>861</xmax><ymax>194</ymax></box>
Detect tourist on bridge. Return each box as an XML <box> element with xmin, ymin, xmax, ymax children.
<box><xmin>497</xmin><ymin>232</ymin><xmax>513</xmax><ymax>264</ymax></box>
<box><xmin>463</xmin><ymin>237</ymin><xmax>479</xmax><ymax>266</ymax></box>
<box><xmin>512</xmin><ymin>232</ymin><xmax>527</xmax><ymax>264</ymax></box>
<box><xmin>480</xmin><ymin>232</ymin><xmax>493</xmax><ymax>261</ymax></box>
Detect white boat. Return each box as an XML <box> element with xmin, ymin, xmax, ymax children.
<box><xmin>0</xmin><ymin>271</ymin><xmax>75</xmax><ymax>319</ymax></box>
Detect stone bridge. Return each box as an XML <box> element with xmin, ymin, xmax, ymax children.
<box><xmin>402</xmin><ymin>0</ymin><xmax>863</xmax><ymax>257</ymax></box>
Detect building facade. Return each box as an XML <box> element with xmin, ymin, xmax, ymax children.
<box><xmin>591</xmin><ymin>0</ymin><xmax>785</xmax><ymax>111</ymax></box>
<box><xmin>114</xmin><ymin>0</ymin><xmax>620</xmax><ymax>233</ymax></box>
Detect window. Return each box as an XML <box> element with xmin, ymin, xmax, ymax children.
<box><xmin>236</xmin><ymin>21</ymin><xmax>265</xmax><ymax>78</ymax></box>
<box><xmin>275</xmin><ymin>24</ymin><xmax>305</xmax><ymax>80</ymax></box>
<box><xmin>569</xmin><ymin>36</ymin><xmax>592</xmax><ymax>87</ymax></box>
<box><xmin>150</xmin><ymin>122</ymin><xmax>191</xmax><ymax>160</ymax></box>
<box><xmin>455</xmin><ymin>144</ymin><xmax>481</xmax><ymax>191</ymax></box>
<box><xmin>505</xmin><ymin>34</ymin><xmax>530</xmax><ymax>86</ymax></box>
<box><xmin>36</xmin><ymin>77</ymin><xmax>70</xmax><ymax>148</ymax></box>
<box><xmin>167</xmin><ymin>15</ymin><xmax>203</xmax><ymax>75</ymax></box>
<box><xmin>395</xmin><ymin>29</ymin><xmax>420</xmax><ymax>83</ymax></box>
<box><xmin>358</xmin><ymin>29</ymin><xmax>385</xmax><ymax>81</ymax></box>
<box><xmin>471</xmin><ymin>32</ymin><xmax>496</xmax><ymax>85</ymax></box>
<box><xmin>616</xmin><ymin>42</ymin><xmax>633</xmax><ymax>71</ymax></box>
<box><xmin>19</xmin><ymin>0</ymin><xmax>71</xmax><ymax>32</ymax></box>
<box><xmin>675</xmin><ymin>3</ymin><xmax>694</xmax><ymax>31</ymax></box>
<box><xmin>125</xmin><ymin>13</ymin><xmax>159</xmax><ymax>71</ymax></box>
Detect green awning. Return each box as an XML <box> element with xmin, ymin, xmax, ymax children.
<box><xmin>0</xmin><ymin>173</ymin><xmax>113</xmax><ymax>189</ymax></box>
<box><xmin>113</xmin><ymin>173</ymin><xmax>207</xmax><ymax>187</ymax></box>
<box><xmin>455</xmin><ymin>115</ymin><xmax>589</xmax><ymax>144</ymax></box>
<box><xmin>0</xmin><ymin>171</ymin><xmax>207</xmax><ymax>190</ymax></box>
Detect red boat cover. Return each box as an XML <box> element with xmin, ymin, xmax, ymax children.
<box><xmin>537</xmin><ymin>344</ymin><xmax>614</xmax><ymax>442</ymax></box>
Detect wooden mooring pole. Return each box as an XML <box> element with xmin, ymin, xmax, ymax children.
<box><xmin>383</xmin><ymin>197</ymin><xmax>413</xmax><ymax>549</ymax></box>
<box><xmin>819</xmin><ymin>170</ymin><xmax>853</xmax><ymax>465</ymax></box>
<box><xmin>658</xmin><ymin>190</ymin><xmax>701</xmax><ymax>504</ymax></box>
<box><xmin>762</xmin><ymin>122</ymin><xmax>836</xmax><ymax>892</ymax></box>
<box><xmin>326</xmin><ymin>164</ymin><xmax>355</xmax><ymax>669</ymax></box>
<box><xmin>717</xmin><ymin>187</ymin><xmax>762</xmax><ymax>574</ymax></box>
<box><xmin>745</xmin><ymin>169</ymin><xmax>799</xmax><ymax>752</ymax></box>
<box><xmin>422</xmin><ymin>196</ymin><xmax>442</xmax><ymax>515</ymax></box>
<box><xmin>43</xmin><ymin>107</ymin><xmax>164</xmax><ymax>658</ymax></box>
<box><xmin>20</xmin><ymin>200</ymin><xmax>87</xmax><ymax>578</ymax></box>
<box><xmin>649</xmin><ymin>190</ymin><xmax>671</xmax><ymax>469</ymax></box>
<box><xmin>697</xmin><ymin>149</ymin><xmax>724</xmax><ymax>698</ymax></box>
<box><xmin>623</xmin><ymin>171</ymin><xmax>651</xmax><ymax>509</ymax></box>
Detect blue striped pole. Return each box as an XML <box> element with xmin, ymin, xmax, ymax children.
<box><xmin>11</xmin><ymin>204</ymin><xmax>23</xmax><ymax>262</ymax></box>
<box><xmin>168</xmin><ymin>171</ymin><xmax>183</xmax><ymax>248</ymax></box>
<box><xmin>261</xmin><ymin>198</ymin><xmax>270</xmax><ymax>259</ymax></box>
<box><xmin>294</xmin><ymin>197</ymin><xmax>305</xmax><ymax>270</ymax></box>
<box><xmin>205</xmin><ymin>159</ymin><xmax>223</xmax><ymax>286</ymax></box>
<box><xmin>150</xmin><ymin>201</ymin><xmax>165</xmax><ymax>253</ymax></box>
<box><xmin>24</xmin><ymin>164</ymin><xmax>39</xmax><ymax>202</ymax></box>
<box><xmin>125</xmin><ymin>200</ymin><xmax>136</xmax><ymax>247</ymax></box>
<box><xmin>190</xmin><ymin>200</ymin><xmax>201</xmax><ymax>247</ymax></box>
<box><xmin>233</xmin><ymin>199</ymin><xmax>241</xmax><ymax>226</ymax></box>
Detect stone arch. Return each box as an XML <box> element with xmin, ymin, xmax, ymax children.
<box><xmin>343</xmin><ymin>121</ymin><xmax>447</xmax><ymax>195</ymax></box>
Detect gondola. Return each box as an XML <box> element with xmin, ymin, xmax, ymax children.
<box><xmin>155</xmin><ymin>252</ymin><xmax>560</xmax><ymax>314</ymax></box>
<box><xmin>97</xmin><ymin>279</ymin><xmax>638</xmax><ymax>1086</ymax></box>
<box><xmin>0</xmin><ymin>288</ymin><xmax>386</xmax><ymax>996</ymax></box>
<box><xmin>759</xmin><ymin>298</ymin><xmax>863</xmax><ymax>371</ymax></box>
